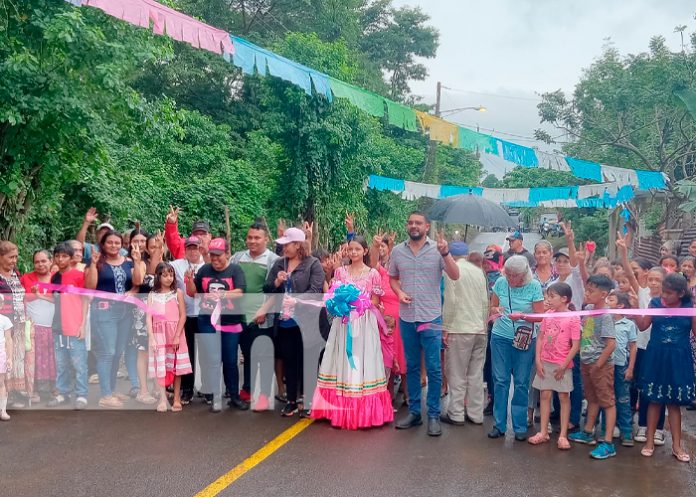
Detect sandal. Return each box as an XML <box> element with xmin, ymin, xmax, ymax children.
<box><xmin>172</xmin><ymin>403</ymin><xmax>183</xmax><ymax>412</ymax></box>
<box><xmin>557</xmin><ymin>437</ymin><xmax>571</xmax><ymax>450</ymax></box>
<box><xmin>528</xmin><ymin>432</ymin><xmax>550</xmax><ymax>445</ymax></box>
<box><xmin>113</xmin><ymin>392</ymin><xmax>130</xmax><ymax>402</ymax></box>
<box><xmin>672</xmin><ymin>449</ymin><xmax>691</xmax><ymax>463</ymax></box>
<box><xmin>136</xmin><ymin>393</ymin><xmax>157</xmax><ymax>405</ymax></box>
<box><xmin>641</xmin><ymin>447</ymin><xmax>654</xmax><ymax>457</ymax></box>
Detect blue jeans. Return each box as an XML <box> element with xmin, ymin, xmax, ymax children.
<box><xmin>197</xmin><ymin>318</ymin><xmax>241</xmax><ymax>399</ymax></box>
<box><xmin>400</xmin><ymin>318</ymin><xmax>442</xmax><ymax>419</ymax></box>
<box><xmin>92</xmin><ymin>303</ymin><xmax>133</xmax><ymax>398</ymax></box>
<box><xmin>614</xmin><ymin>364</ymin><xmax>632</xmax><ymax>435</ymax></box>
<box><xmin>54</xmin><ymin>335</ymin><xmax>88</xmax><ymax>398</ymax></box>
<box><xmin>491</xmin><ymin>333</ymin><xmax>536</xmax><ymax>434</ymax></box>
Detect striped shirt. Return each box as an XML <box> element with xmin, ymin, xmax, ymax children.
<box><xmin>388</xmin><ymin>238</ymin><xmax>445</xmax><ymax>323</ymax></box>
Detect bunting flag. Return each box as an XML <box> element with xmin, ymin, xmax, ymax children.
<box><xmin>367</xmin><ymin>174</ymin><xmax>635</xmax><ymax>209</ymax></box>
<box><xmin>69</xmin><ymin>0</ymin><xmax>234</xmax><ymax>55</ymax></box>
<box><xmin>64</xmin><ymin>0</ymin><xmax>668</xmax><ymax>193</ymax></box>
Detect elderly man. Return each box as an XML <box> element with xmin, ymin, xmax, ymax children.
<box><xmin>441</xmin><ymin>242</ymin><xmax>490</xmax><ymax>426</ymax></box>
<box><xmin>390</xmin><ymin>211</ymin><xmax>460</xmax><ymax>437</ymax></box>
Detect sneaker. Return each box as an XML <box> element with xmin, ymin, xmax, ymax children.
<box><xmin>569</xmin><ymin>430</ymin><xmax>597</xmax><ymax>445</ymax></box>
<box><xmin>88</xmin><ymin>374</ymin><xmax>99</xmax><ymax>384</ymax></box>
<box><xmin>210</xmin><ymin>396</ymin><xmax>222</xmax><ymax>413</ymax></box>
<box><xmin>634</xmin><ymin>426</ymin><xmax>647</xmax><ymax>443</ymax></box>
<box><xmin>653</xmin><ymin>429</ymin><xmax>666</xmax><ymax>446</ymax></box>
<box><xmin>98</xmin><ymin>396</ymin><xmax>123</xmax><ymax>409</ymax></box>
<box><xmin>621</xmin><ymin>434</ymin><xmax>635</xmax><ymax>447</ymax></box>
<box><xmin>252</xmin><ymin>394</ymin><xmax>269</xmax><ymax>412</ymax></box>
<box><xmin>116</xmin><ymin>368</ymin><xmax>127</xmax><ymax>379</ymax></box>
<box><xmin>227</xmin><ymin>396</ymin><xmax>250</xmax><ymax>411</ymax></box>
<box><xmin>75</xmin><ymin>397</ymin><xmax>88</xmax><ymax>410</ymax></box>
<box><xmin>203</xmin><ymin>394</ymin><xmax>213</xmax><ymax>406</ymax></box>
<box><xmin>47</xmin><ymin>394</ymin><xmax>70</xmax><ymax>408</ymax></box>
<box><xmin>239</xmin><ymin>389</ymin><xmax>251</xmax><ymax>402</ymax></box>
<box><xmin>281</xmin><ymin>402</ymin><xmax>299</xmax><ymax>417</ymax></box>
<box><xmin>299</xmin><ymin>409</ymin><xmax>311</xmax><ymax>419</ymax></box>
<box><xmin>590</xmin><ymin>441</ymin><xmax>617</xmax><ymax>460</ymax></box>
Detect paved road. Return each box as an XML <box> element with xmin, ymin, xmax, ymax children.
<box><xmin>469</xmin><ymin>231</ymin><xmax>542</xmax><ymax>254</ymax></box>
<box><xmin>2</xmin><ymin>393</ymin><xmax>695</xmax><ymax>497</ymax></box>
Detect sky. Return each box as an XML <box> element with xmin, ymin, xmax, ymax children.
<box><xmin>392</xmin><ymin>0</ymin><xmax>693</xmax><ymax>153</ymax></box>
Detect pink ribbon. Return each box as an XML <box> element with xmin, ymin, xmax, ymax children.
<box><xmin>515</xmin><ymin>306</ymin><xmax>696</xmax><ymax>319</ymax></box>
<box><xmin>38</xmin><ymin>282</ymin><xmax>166</xmax><ymax>319</ymax></box>
<box><xmin>210</xmin><ymin>300</ymin><xmax>242</xmax><ymax>333</ymax></box>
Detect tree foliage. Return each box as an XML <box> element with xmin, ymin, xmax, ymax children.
<box><xmin>1</xmin><ymin>0</ymin><xmax>473</xmax><ymax>269</ymax></box>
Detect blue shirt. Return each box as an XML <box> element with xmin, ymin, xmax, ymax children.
<box><xmin>612</xmin><ymin>317</ymin><xmax>637</xmax><ymax>367</ymax></box>
<box><xmin>492</xmin><ymin>277</ymin><xmax>544</xmax><ymax>340</ymax></box>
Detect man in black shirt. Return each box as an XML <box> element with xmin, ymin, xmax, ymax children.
<box><xmin>504</xmin><ymin>231</ymin><xmax>536</xmax><ymax>269</ymax></box>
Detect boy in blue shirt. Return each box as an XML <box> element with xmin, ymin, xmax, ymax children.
<box><xmin>606</xmin><ymin>291</ymin><xmax>638</xmax><ymax>446</ymax></box>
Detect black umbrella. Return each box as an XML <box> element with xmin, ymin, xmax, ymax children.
<box><xmin>429</xmin><ymin>194</ymin><xmax>518</xmax><ymax>228</ymax></box>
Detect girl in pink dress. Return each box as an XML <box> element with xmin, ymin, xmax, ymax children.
<box><xmin>311</xmin><ymin>236</ymin><xmax>394</xmax><ymax>429</ymax></box>
<box><xmin>147</xmin><ymin>263</ymin><xmax>192</xmax><ymax>412</ymax></box>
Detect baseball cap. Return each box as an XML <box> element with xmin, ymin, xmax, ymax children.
<box><xmin>184</xmin><ymin>236</ymin><xmax>201</xmax><ymax>248</ymax></box>
<box><xmin>97</xmin><ymin>222</ymin><xmax>115</xmax><ymax>231</ymax></box>
<box><xmin>191</xmin><ymin>220</ymin><xmax>210</xmax><ymax>234</ymax></box>
<box><xmin>450</xmin><ymin>241</ymin><xmax>469</xmax><ymax>256</ymax></box>
<box><xmin>275</xmin><ymin>227</ymin><xmax>306</xmax><ymax>245</ymax></box>
<box><xmin>208</xmin><ymin>238</ymin><xmax>228</xmax><ymax>255</ymax></box>
<box><xmin>554</xmin><ymin>247</ymin><xmax>570</xmax><ymax>259</ymax></box>
<box><xmin>506</xmin><ymin>231</ymin><xmax>523</xmax><ymax>241</ymax></box>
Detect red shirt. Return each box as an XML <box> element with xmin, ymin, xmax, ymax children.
<box><xmin>51</xmin><ymin>269</ymin><xmax>85</xmax><ymax>336</ymax></box>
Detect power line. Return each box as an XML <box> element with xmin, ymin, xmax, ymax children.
<box><xmin>441</xmin><ymin>86</ymin><xmax>543</xmax><ymax>102</ymax></box>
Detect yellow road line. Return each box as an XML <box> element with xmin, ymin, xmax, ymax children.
<box><xmin>195</xmin><ymin>418</ymin><xmax>314</xmax><ymax>497</ymax></box>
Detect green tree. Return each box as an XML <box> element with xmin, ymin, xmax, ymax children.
<box><xmin>536</xmin><ymin>33</ymin><xmax>696</xmax><ymax>227</ymax></box>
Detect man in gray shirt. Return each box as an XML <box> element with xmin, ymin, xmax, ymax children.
<box><xmin>389</xmin><ymin>211</ymin><xmax>460</xmax><ymax>436</ymax></box>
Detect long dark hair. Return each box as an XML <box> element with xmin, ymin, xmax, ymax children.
<box><xmin>128</xmin><ymin>228</ymin><xmax>150</xmax><ymax>262</ymax></box>
<box><xmin>97</xmin><ymin>230</ymin><xmax>124</xmax><ymax>271</ymax></box>
<box><xmin>152</xmin><ymin>262</ymin><xmax>177</xmax><ymax>293</ymax></box>
<box><xmin>348</xmin><ymin>235</ymin><xmax>370</xmax><ymax>266</ymax></box>
<box><xmin>547</xmin><ymin>281</ymin><xmax>574</xmax><ymax>310</ymax></box>
<box><xmin>662</xmin><ymin>273</ymin><xmax>693</xmax><ymax>305</ymax></box>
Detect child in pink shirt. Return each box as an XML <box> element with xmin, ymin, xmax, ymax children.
<box><xmin>513</xmin><ymin>282</ymin><xmax>580</xmax><ymax>449</ymax></box>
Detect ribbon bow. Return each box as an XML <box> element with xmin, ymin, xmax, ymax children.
<box><xmin>325</xmin><ymin>283</ymin><xmax>363</xmax><ymax>369</ymax></box>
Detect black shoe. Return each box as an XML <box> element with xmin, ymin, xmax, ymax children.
<box><xmin>488</xmin><ymin>426</ymin><xmax>505</xmax><ymax>439</ymax></box>
<box><xmin>299</xmin><ymin>409</ymin><xmax>311</xmax><ymax>418</ymax></box>
<box><xmin>686</xmin><ymin>403</ymin><xmax>696</xmax><ymax>411</ymax></box>
<box><xmin>281</xmin><ymin>402</ymin><xmax>298</xmax><ymax>417</ymax></box>
<box><xmin>224</xmin><ymin>389</ymin><xmax>231</xmax><ymax>399</ymax></box>
<box><xmin>514</xmin><ymin>432</ymin><xmax>528</xmax><ymax>442</ymax></box>
<box><xmin>181</xmin><ymin>390</ymin><xmax>193</xmax><ymax>405</ymax></box>
<box><xmin>203</xmin><ymin>394</ymin><xmax>213</xmax><ymax>406</ymax></box>
<box><xmin>395</xmin><ymin>412</ymin><xmax>423</xmax><ymax>429</ymax></box>
<box><xmin>483</xmin><ymin>401</ymin><xmax>493</xmax><ymax>416</ymax></box>
<box><xmin>428</xmin><ymin>417</ymin><xmax>442</xmax><ymax>436</ymax></box>
<box><xmin>228</xmin><ymin>396</ymin><xmax>250</xmax><ymax>411</ymax></box>
<box><xmin>274</xmin><ymin>394</ymin><xmax>288</xmax><ymax>404</ymax></box>
<box><xmin>440</xmin><ymin>413</ymin><xmax>466</xmax><ymax>426</ymax></box>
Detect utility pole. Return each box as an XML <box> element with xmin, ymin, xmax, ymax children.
<box><xmin>424</xmin><ymin>81</ymin><xmax>442</xmax><ymax>184</ymax></box>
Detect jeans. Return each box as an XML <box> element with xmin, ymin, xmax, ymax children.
<box><xmin>400</xmin><ymin>318</ymin><xmax>442</xmax><ymax>419</ymax></box>
<box><xmin>196</xmin><ymin>321</ymin><xmax>241</xmax><ymax>399</ymax></box>
<box><xmin>490</xmin><ymin>333</ymin><xmax>536</xmax><ymax>434</ymax></box>
<box><xmin>92</xmin><ymin>303</ymin><xmax>133</xmax><ymax>398</ymax></box>
<box><xmin>181</xmin><ymin>316</ymin><xmax>198</xmax><ymax>394</ymax></box>
<box><xmin>240</xmin><ymin>323</ymin><xmax>275</xmax><ymax>397</ymax></box>
<box><xmin>614</xmin><ymin>364</ymin><xmax>633</xmax><ymax>435</ymax></box>
<box><xmin>54</xmin><ymin>335</ymin><xmax>88</xmax><ymax>398</ymax></box>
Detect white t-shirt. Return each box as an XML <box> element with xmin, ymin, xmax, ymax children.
<box><xmin>562</xmin><ymin>265</ymin><xmax>585</xmax><ymax>312</ymax></box>
<box><xmin>171</xmin><ymin>258</ymin><xmax>204</xmax><ymax>317</ymax></box>
<box><xmin>636</xmin><ymin>286</ymin><xmax>652</xmax><ymax>350</ymax></box>
<box><xmin>0</xmin><ymin>314</ymin><xmax>12</xmax><ymax>347</ymax></box>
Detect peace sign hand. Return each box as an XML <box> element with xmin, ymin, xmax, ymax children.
<box><xmin>151</xmin><ymin>230</ymin><xmax>164</xmax><ymax>253</ymax></box>
<box><xmin>560</xmin><ymin>221</ymin><xmax>573</xmax><ymax>241</ymax></box>
<box><xmin>166</xmin><ymin>205</ymin><xmax>179</xmax><ymax>224</ymax></box>
<box><xmin>372</xmin><ymin>231</ymin><xmax>385</xmax><ymax>248</ymax></box>
<box><xmin>131</xmin><ymin>243</ymin><xmax>142</xmax><ymax>262</ymax></box>
<box><xmin>437</xmin><ymin>231</ymin><xmax>449</xmax><ymax>256</ymax></box>
<box><xmin>345</xmin><ymin>212</ymin><xmax>355</xmax><ymax>233</ymax></box>
<box><xmin>615</xmin><ymin>231</ymin><xmax>628</xmax><ymax>254</ymax></box>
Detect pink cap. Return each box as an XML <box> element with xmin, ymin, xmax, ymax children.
<box><xmin>185</xmin><ymin>236</ymin><xmax>201</xmax><ymax>248</ymax></box>
<box><xmin>275</xmin><ymin>227</ymin><xmax>306</xmax><ymax>245</ymax></box>
<box><xmin>208</xmin><ymin>238</ymin><xmax>228</xmax><ymax>255</ymax></box>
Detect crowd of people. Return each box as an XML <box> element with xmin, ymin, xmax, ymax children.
<box><xmin>0</xmin><ymin>208</ymin><xmax>695</xmax><ymax>463</ymax></box>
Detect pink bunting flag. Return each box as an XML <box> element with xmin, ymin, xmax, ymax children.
<box><xmin>80</xmin><ymin>0</ymin><xmax>234</xmax><ymax>55</ymax></box>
